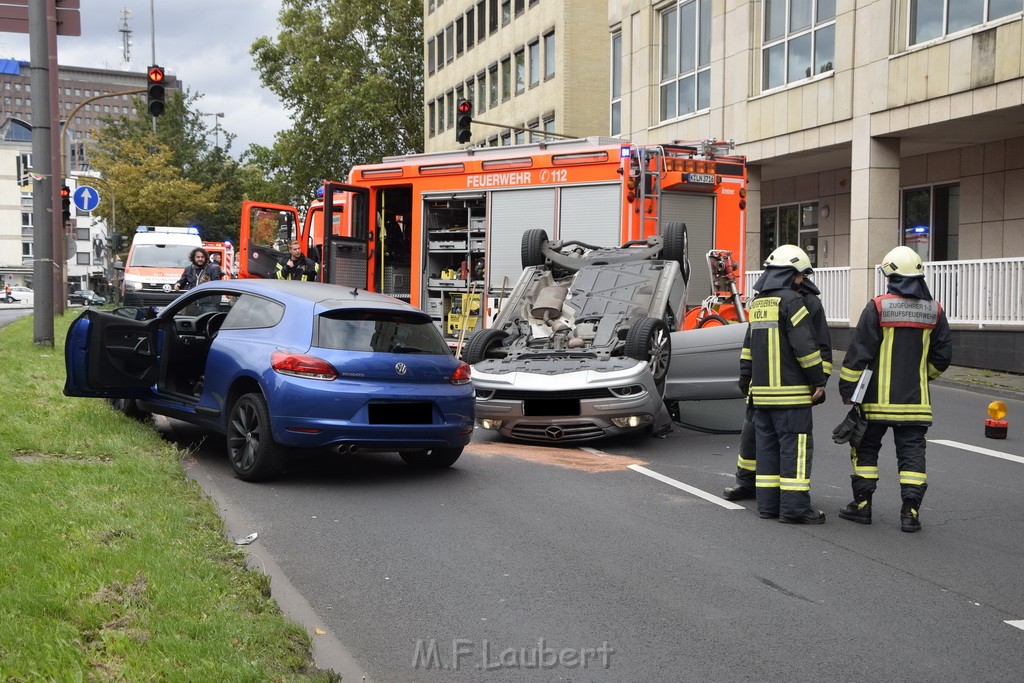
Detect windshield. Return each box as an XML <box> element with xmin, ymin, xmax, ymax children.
<box><xmin>128</xmin><ymin>243</ymin><xmax>195</xmax><ymax>268</ymax></box>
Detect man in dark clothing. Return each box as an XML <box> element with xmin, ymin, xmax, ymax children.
<box><xmin>724</xmin><ymin>274</ymin><xmax>832</xmax><ymax>501</ymax></box>
<box><xmin>174</xmin><ymin>247</ymin><xmax>223</xmax><ymax>291</ymax></box>
<box><xmin>739</xmin><ymin>244</ymin><xmax>828</xmax><ymax>524</ymax></box>
<box><xmin>276</xmin><ymin>241</ymin><xmax>320</xmax><ymax>281</ymax></box>
<box><xmin>838</xmin><ymin>246</ymin><xmax>952</xmax><ymax>532</ymax></box>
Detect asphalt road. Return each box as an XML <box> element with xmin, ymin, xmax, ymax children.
<box><xmin>168</xmin><ymin>379</ymin><xmax>1024</xmax><ymax>682</ymax></box>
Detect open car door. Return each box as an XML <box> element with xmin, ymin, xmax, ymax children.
<box><xmin>64</xmin><ymin>309</ymin><xmax>160</xmax><ymax>399</ymax></box>
<box><xmin>239</xmin><ymin>201</ymin><xmax>300</xmax><ymax>279</ymax></box>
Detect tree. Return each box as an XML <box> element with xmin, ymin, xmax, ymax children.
<box><xmin>250</xmin><ymin>0</ymin><xmax>423</xmax><ymax>201</ymax></box>
<box><xmin>87</xmin><ymin>134</ymin><xmax>222</xmax><ymax>240</ymax></box>
<box><xmin>92</xmin><ymin>89</ymin><xmax>247</xmax><ymax>242</ymax></box>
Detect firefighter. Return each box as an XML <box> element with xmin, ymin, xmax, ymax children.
<box><xmin>724</xmin><ymin>273</ymin><xmax>832</xmax><ymax>501</ymax></box>
<box><xmin>838</xmin><ymin>246</ymin><xmax>952</xmax><ymax>532</ymax></box>
<box><xmin>739</xmin><ymin>245</ymin><xmax>828</xmax><ymax>524</ymax></box>
<box><xmin>276</xmin><ymin>240</ymin><xmax>320</xmax><ymax>281</ymax></box>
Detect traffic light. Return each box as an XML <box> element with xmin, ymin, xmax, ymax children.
<box><xmin>117</xmin><ymin>235</ymin><xmax>129</xmax><ymax>250</ymax></box>
<box><xmin>455</xmin><ymin>99</ymin><xmax>472</xmax><ymax>143</ymax></box>
<box><xmin>60</xmin><ymin>185</ymin><xmax>71</xmax><ymax>223</ymax></box>
<box><xmin>147</xmin><ymin>65</ymin><xmax>166</xmax><ymax>117</ymax></box>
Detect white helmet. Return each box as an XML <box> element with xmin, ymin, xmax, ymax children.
<box><xmin>879</xmin><ymin>245</ymin><xmax>924</xmax><ymax>278</ymax></box>
<box><xmin>763</xmin><ymin>244</ymin><xmax>813</xmax><ymax>274</ymax></box>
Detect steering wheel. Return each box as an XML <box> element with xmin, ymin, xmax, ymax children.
<box><xmin>195</xmin><ymin>311</ymin><xmax>228</xmax><ymax>340</ymax></box>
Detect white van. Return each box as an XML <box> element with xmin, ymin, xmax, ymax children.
<box><xmin>121</xmin><ymin>226</ymin><xmax>202</xmax><ymax>307</ymax></box>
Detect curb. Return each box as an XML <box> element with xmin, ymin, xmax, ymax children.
<box><xmin>932</xmin><ymin>377</ymin><xmax>1024</xmax><ymax>402</ymax></box>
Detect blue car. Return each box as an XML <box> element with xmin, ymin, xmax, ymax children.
<box><xmin>64</xmin><ymin>279</ymin><xmax>475</xmax><ymax>481</ymax></box>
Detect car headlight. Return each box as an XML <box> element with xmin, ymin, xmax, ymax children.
<box><xmin>125</xmin><ymin>281</ymin><xmax>142</xmax><ymax>291</ymax></box>
<box><xmin>611</xmin><ymin>415</ymin><xmax>652</xmax><ymax>428</ymax></box>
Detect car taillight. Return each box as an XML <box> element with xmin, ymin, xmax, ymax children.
<box><xmin>271</xmin><ymin>350</ymin><xmax>339</xmax><ymax>381</ymax></box>
<box><xmin>449</xmin><ymin>361</ymin><xmax>472</xmax><ymax>385</ymax></box>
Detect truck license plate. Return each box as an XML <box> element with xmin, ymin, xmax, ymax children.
<box><xmin>686</xmin><ymin>173</ymin><xmax>716</xmax><ymax>184</ymax></box>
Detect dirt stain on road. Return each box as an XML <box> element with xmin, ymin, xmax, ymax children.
<box><xmin>467</xmin><ymin>442</ymin><xmax>645</xmax><ymax>473</ymax></box>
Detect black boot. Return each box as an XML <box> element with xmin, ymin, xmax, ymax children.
<box><xmin>900</xmin><ymin>500</ymin><xmax>922</xmax><ymax>533</ymax></box>
<box><xmin>839</xmin><ymin>493</ymin><xmax>873</xmax><ymax>525</ymax></box>
<box><xmin>723</xmin><ymin>486</ymin><xmax>756</xmax><ymax>501</ymax></box>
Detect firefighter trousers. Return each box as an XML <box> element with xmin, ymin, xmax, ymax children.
<box><xmin>753</xmin><ymin>407</ymin><xmax>815</xmax><ymax>518</ymax></box>
<box><xmin>848</xmin><ymin>423</ymin><xmax>928</xmax><ymax>503</ymax></box>
<box><xmin>733</xmin><ymin>406</ymin><xmax>756</xmax><ymax>491</ymax></box>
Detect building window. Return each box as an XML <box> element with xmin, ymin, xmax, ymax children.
<box><xmin>427</xmin><ymin>38</ymin><xmax>436</xmax><ymax>74</ymax></box>
<box><xmin>501</xmin><ymin>56</ymin><xmax>512</xmax><ymax>100</ymax></box>
<box><xmin>477</xmin><ymin>1</ymin><xmax>487</xmax><ymax>42</ymax></box>
<box><xmin>489</xmin><ymin>63</ymin><xmax>499</xmax><ymax>107</ymax></box>
<box><xmin>544</xmin><ymin>31</ymin><xmax>555</xmax><ymax>79</ymax></box>
<box><xmin>438</xmin><ymin>96</ymin><xmax>445</xmax><ymax>132</ymax></box>
<box><xmin>515</xmin><ymin>0</ymin><xmax>525</xmax><ymax>15</ymax></box>
<box><xmin>902</xmin><ymin>184</ymin><xmax>960</xmax><ymax>261</ymax></box>
<box><xmin>611</xmin><ymin>32</ymin><xmax>622</xmax><ymax>135</ymax></box>
<box><xmin>22</xmin><ymin>211</ymin><xmax>32</xmax><ymax>228</ymax></box>
<box><xmin>456</xmin><ymin>17</ymin><xmax>464</xmax><ymax>56</ymax></box>
<box><xmin>501</xmin><ymin>130</ymin><xmax>512</xmax><ymax>146</ymax></box>
<box><xmin>760</xmin><ymin>203</ymin><xmax>819</xmax><ymax>266</ymax></box>
<box><xmin>543</xmin><ymin>114</ymin><xmax>555</xmax><ymax>134</ymax></box>
<box><xmin>76</xmin><ymin>227</ymin><xmax>90</xmax><ymax>241</ymax></box>
<box><xmin>456</xmin><ymin>84</ymin><xmax>465</xmax><ymax>105</ymax></box>
<box><xmin>477</xmin><ymin>71</ymin><xmax>487</xmax><ymax>112</ymax></box>
<box><xmin>436</xmin><ymin>31</ymin><xmax>445</xmax><ymax>71</ymax></box>
<box><xmin>446</xmin><ymin>90</ymin><xmax>455</xmax><ymax>129</ymax></box>
<box><xmin>659</xmin><ymin>0</ymin><xmax>712</xmax><ymax>121</ymax></box>
<box><xmin>23</xmin><ymin>242</ymin><xmax>32</xmax><ymax>257</ymax></box>
<box><xmin>445</xmin><ymin>24</ymin><xmax>455</xmax><ymax>62</ymax></box>
<box><xmin>528</xmin><ymin>40</ymin><xmax>540</xmax><ymax>87</ymax></box>
<box><xmin>502</xmin><ymin>0</ymin><xmax>511</xmax><ymax>25</ymax></box>
<box><xmin>911</xmin><ymin>0</ymin><xmax>1023</xmax><ymax>45</ymax></box>
<box><xmin>527</xmin><ymin>118</ymin><xmax>540</xmax><ymax>142</ymax></box>
<box><xmin>16</xmin><ymin>152</ymin><xmax>32</xmax><ymax>187</ymax></box>
<box><xmin>466</xmin><ymin>79</ymin><xmax>475</xmax><ymax>112</ymax></box>
<box><xmin>763</xmin><ymin>0</ymin><xmax>835</xmax><ymax>91</ymax></box>
<box><xmin>489</xmin><ymin>0</ymin><xmax>498</xmax><ymax>33</ymax></box>
<box><xmin>428</xmin><ymin>101</ymin><xmax>436</xmax><ymax>137</ymax></box>
<box><xmin>77</xmin><ymin>252</ymin><xmax>91</xmax><ymax>266</ymax></box>
<box><xmin>514</xmin><ymin>48</ymin><xmax>525</xmax><ymax>94</ymax></box>
<box><xmin>515</xmin><ymin>129</ymin><xmax>525</xmax><ymax>144</ymax></box>
<box><xmin>466</xmin><ymin>9</ymin><xmax>475</xmax><ymax>49</ymax></box>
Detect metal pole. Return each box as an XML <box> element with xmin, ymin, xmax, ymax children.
<box><xmin>150</xmin><ymin>0</ymin><xmax>157</xmax><ymax>134</ymax></box>
<box><xmin>29</xmin><ymin>0</ymin><xmax>56</xmax><ymax>344</ymax></box>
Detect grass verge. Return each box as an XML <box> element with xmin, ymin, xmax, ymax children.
<box><xmin>0</xmin><ymin>312</ymin><xmax>337</xmax><ymax>681</ymax></box>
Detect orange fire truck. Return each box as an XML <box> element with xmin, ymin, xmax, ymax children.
<box><xmin>239</xmin><ymin>137</ymin><xmax>748</xmax><ymax>341</ymax></box>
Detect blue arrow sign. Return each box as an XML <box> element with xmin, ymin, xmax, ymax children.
<box><xmin>73</xmin><ymin>185</ymin><xmax>100</xmax><ymax>212</ymax></box>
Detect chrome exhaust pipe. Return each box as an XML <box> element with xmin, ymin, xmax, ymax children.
<box><xmin>338</xmin><ymin>443</ymin><xmax>359</xmax><ymax>455</ymax></box>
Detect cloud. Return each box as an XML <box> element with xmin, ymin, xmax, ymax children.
<box><xmin>0</xmin><ymin>0</ymin><xmax>291</xmax><ymax>155</ymax></box>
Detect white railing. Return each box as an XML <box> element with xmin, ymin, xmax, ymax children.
<box><xmin>745</xmin><ymin>257</ymin><xmax>1024</xmax><ymax>327</ymax></box>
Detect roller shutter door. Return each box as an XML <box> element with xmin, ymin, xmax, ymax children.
<box><xmin>660</xmin><ymin>191</ymin><xmax>715</xmax><ymax>306</ymax></box>
<box><xmin>488</xmin><ymin>188</ymin><xmax>556</xmax><ymax>293</ymax></box>
<box><xmin>558</xmin><ymin>184</ymin><xmax>621</xmax><ymax>247</ymax></box>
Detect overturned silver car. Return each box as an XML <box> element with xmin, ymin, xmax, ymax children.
<box><xmin>462</xmin><ymin>226</ymin><xmax>745</xmax><ymax>443</ymax></box>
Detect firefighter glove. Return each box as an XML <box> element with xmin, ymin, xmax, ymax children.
<box><xmin>833</xmin><ymin>405</ymin><xmax>868</xmax><ymax>446</ymax></box>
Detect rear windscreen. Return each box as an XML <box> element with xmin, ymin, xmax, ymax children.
<box><xmin>316</xmin><ymin>310</ymin><xmax>451</xmax><ymax>355</ymax></box>
<box><xmin>128</xmin><ymin>244</ymin><xmax>195</xmax><ymax>268</ymax></box>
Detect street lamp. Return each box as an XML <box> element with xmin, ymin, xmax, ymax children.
<box><xmin>200</xmin><ymin>111</ymin><xmax>225</xmax><ymax>148</ymax></box>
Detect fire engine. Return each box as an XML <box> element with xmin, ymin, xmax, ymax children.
<box><xmin>239</xmin><ymin>137</ymin><xmax>748</xmax><ymax>342</ymax></box>
<box><xmin>202</xmin><ymin>240</ymin><xmax>235</xmax><ymax>278</ymax></box>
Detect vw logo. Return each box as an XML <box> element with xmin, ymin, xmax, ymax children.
<box><xmin>545</xmin><ymin>426</ymin><xmax>564</xmax><ymax>440</ymax></box>
<box><xmin>394</xmin><ymin>362</ymin><xmax>408</xmax><ymax>375</ymax></box>
<box><xmin>162</xmin><ymin>283</ymin><xmax>173</xmax><ymax>292</ymax></box>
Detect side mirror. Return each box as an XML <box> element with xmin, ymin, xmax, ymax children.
<box><xmin>114</xmin><ymin>262</ymin><xmax>125</xmax><ymax>272</ymax></box>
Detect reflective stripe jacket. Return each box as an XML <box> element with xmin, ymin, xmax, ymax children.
<box><xmin>740</xmin><ymin>288</ymin><xmax>828</xmax><ymax>408</ymax></box>
<box><xmin>838</xmin><ymin>294</ymin><xmax>953</xmax><ymax>425</ymax></box>
<box><xmin>803</xmin><ymin>290</ymin><xmax>833</xmax><ymax>379</ymax></box>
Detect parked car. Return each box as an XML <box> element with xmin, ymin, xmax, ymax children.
<box><xmin>68</xmin><ymin>289</ymin><xmax>107</xmax><ymax>306</ymax></box>
<box><xmin>3</xmin><ymin>285</ymin><xmax>33</xmax><ymax>305</ymax></box>
<box><xmin>462</xmin><ymin>228</ymin><xmax>686</xmax><ymax>443</ymax></box>
<box><xmin>64</xmin><ymin>279</ymin><xmax>475</xmax><ymax>480</ymax></box>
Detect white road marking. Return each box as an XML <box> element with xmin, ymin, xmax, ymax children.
<box><xmin>628</xmin><ymin>464</ymin><xmax>744</xmax><ymax>510</ymax></box>
<box><xmin>1005</xmin><ymin>620</ymin><xmax>1024</xmax><ymax>631</ymax></box>
<box><xmin>930</xmin><ymin>439</ymin><xmax>1024</xmax><ymax>465</ymax></box>
<box><xmin>580</xmin><ymin>447</ymin><xmax>607</xmax><ymax>457</ymax></box>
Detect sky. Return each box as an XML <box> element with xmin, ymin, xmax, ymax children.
<box><xmin>0</xmin><ymin>0</ymin><xmax>292</xmax><ymax>155</ymax></box>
